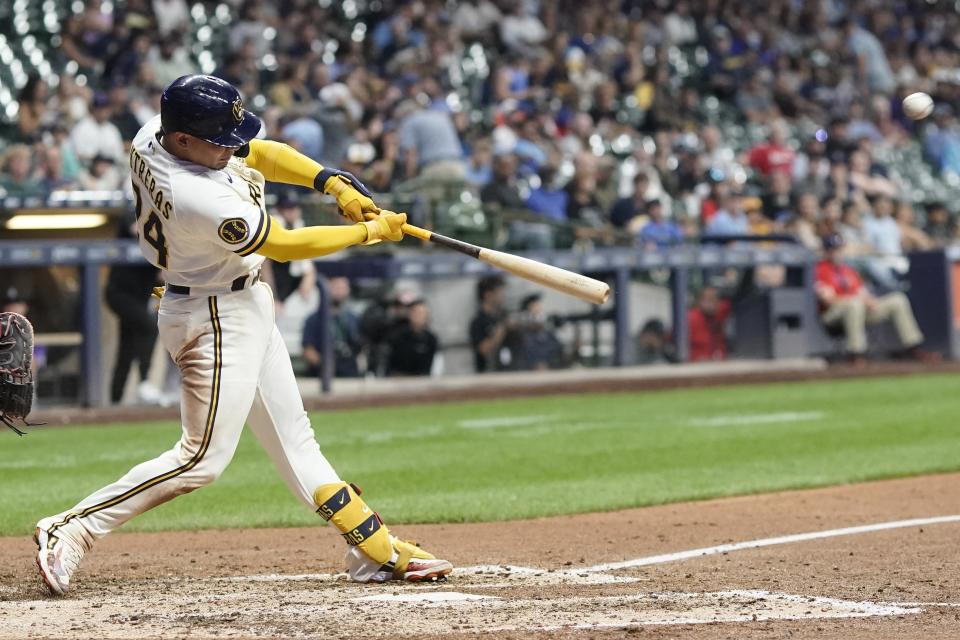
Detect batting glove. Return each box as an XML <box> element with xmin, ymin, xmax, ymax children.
<box><xmin>316</xmin><ymin>168</ymin><xmax>377</xmax><ymax>223</ymax></box>
<box><xmin>360</xmin><ymin>211</ymin><xmax>406</xmax><ymax>245</ymax></box>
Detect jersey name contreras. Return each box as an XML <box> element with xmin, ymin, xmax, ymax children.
<box><xmin>128</xmin><ymin>115</ymin><xmax>269</xmax><ymax>287</ymax></box>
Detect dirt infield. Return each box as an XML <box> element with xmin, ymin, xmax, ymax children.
<box><xmin>3</xmin><ymin>473</ymin><xmax>958</xmax><ymax>639</ymax></box>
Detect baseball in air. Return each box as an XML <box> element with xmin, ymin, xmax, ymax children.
<box><xmin>902</xmin><ymin>92</ymin><xmax>934</xmax><ymax>120</ymax></box>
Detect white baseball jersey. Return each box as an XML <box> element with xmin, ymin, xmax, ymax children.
<box><xmin>128</xmin><ymin>115</ymin><xmax>268</xmax><ymax>287</ymax></box>
<box><xmin>43</xmin><ymin>116</ymin><xmax>392</xmax><ymax>585</ymax></box>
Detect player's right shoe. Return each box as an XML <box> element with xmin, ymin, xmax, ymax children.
<box><xmin>34</xmin><ymin>520</ymin><xmax>88</xmax><ymax>595</ymax></box>
<box><xmin>390</xmin><ymin>538</ymin><xmax>453</xmax><ymax>582</ymax></box>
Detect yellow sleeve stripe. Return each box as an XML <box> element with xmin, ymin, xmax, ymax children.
<box><xmin>236</xmin><ymin>212</ymin><xmax>272</xmax><ymax>257</ymax></box>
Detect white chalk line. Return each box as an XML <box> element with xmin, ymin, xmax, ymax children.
<box><xmin>688</xmin><ymin>411</ymin><xmax>824</xmax><ymax>427</ymax></box>
<box><xmin>482</xmin><ymin>590</ymin><xmax>920</xmax><ymax>632</ymax></box>
<box><xmin>458</xmin><ymin>415</ymin><xmax>552</xmax><ymax>429</ymax></box>
<box><xmin>217</xmin><ymin>514</ymin><xmax>960</xmax><ymax>630</ymax></box>
<box><xmin>227</xmin><ymin>514</ymin><xmax>960</xmax><ymax>584</ymax></box>
<box><xmin>577</xmin><ymin>514</ymin><xmax>960</xmax><ymax>574</ymax></box>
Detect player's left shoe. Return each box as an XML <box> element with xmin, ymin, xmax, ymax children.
<box><xmin>344</xmin><ymin>536</ymin><xmax>453</xmax><ymax>583</ymax></box>
<box><xmin>34</xmin><ymin>519</ymin><xmax>89</xmax><ymax>595</ymax></box>
<box><xmin>390</xmin><ymin>538</ymin><xmax>453</xmax><ymax>582</ymax></box>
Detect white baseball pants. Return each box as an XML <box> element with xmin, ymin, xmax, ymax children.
<box><xmin>44</xmin><ymin>282</ymin><xmax>379</xmax><ymax>577</ymax></box>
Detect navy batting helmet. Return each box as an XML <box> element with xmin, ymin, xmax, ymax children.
<box><xmin>160</xmin><ymin>75</ymin><xmax>262</xmax><ymax>147</ymax></box>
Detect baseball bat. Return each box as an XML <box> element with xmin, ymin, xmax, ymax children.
<box><xmin>373</xmin><ymin>212</ymin><xmax>610</xmax><ymax>305</ymax></box>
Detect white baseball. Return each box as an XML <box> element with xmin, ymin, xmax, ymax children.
<box><xmin>903</xmin><ymin>92</ymin><xmax>934</xmax><ymax>120</ymax></box>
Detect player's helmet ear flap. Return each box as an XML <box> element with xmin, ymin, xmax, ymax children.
<box><xmin>160</xmin><ymin>75</ymin><xmax>262</xmax><ymax>148</ymax></box>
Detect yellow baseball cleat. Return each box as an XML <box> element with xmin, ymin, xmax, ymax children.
<box><xmin>391</xmin><ymin>538</ymin><xmax>453</xmax><ymax>582</ymax></box>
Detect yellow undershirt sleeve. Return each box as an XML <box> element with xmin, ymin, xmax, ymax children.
<box><xmin>256</xmin><ymin>221</ymin><xmax>368</xmax><ymax>262</ymax></box>
<box><xmin>245</xmin><ymin>139</ymin><xmax>325</xmax><ymax>189</ymax></box>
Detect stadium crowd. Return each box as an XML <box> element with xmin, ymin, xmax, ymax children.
<box><xmin>2</xmin><ymin>0</ymin><xmax>959</xmax><ymax>390</ymax></box>
<box><xmin>5</xmin><ymin>0</ymin><xmax>960</xmax><ymax>251</ymax></box>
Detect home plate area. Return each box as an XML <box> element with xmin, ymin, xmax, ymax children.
<box><xmin>2</xmin><ymin>564</ymin><xmax>927</xmax><ymax>639</ymax></box>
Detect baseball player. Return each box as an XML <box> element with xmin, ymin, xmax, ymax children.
<box><xmin>34</xmin><ymin>75</ymin><xmax>452</xmax><ymax>595</ymax></box>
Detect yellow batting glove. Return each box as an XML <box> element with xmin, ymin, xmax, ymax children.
<box><xmin>360</xmin><ymin>211</ymin><xmax>406</xmax><ymax>245</ymax></box>
<box><xmin>322</xmin><ymin>173</ymin><xmax>378</xmax><ymax>223</ymax></box>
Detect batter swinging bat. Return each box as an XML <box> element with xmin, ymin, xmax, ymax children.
<box><xmin>375</xmin><ymin>212</ymin><xmax>610</xmax><ymax>305</ymax></box>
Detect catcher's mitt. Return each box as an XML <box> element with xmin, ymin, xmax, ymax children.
<box><xmin>0</xmin><ymin>312</ymin><xmax>35</xmax><ymax>435</ymax></box>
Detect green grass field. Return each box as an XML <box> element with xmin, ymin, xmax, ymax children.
<box><xmin>2</xmin><ymin>373</ymin><xmax>958</xmax><ymax>537</ymax></box>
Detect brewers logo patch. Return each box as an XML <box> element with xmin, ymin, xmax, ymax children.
<box><xmin>231</xmin><ymin>98</ymin><xmax>244</xmax><ymax>123</ymax></box>
<box><xmin>218</xmin><ymin>218</ymin><xmax>249</xmax><ymax>245</ymax></box>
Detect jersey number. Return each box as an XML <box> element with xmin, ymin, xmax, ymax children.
<box><xmin>133</xmin><ymin>184</ymin><xmax>168</xmax><ymax>268</ymax></box>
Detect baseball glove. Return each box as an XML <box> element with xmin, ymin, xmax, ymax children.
<box><xmin>0</xmin><ymin>312</ymin><xmax>35</xmax><ymax>435</ymax></box>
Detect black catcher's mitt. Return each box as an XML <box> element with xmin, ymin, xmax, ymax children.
<box><xmin>0</xmin><ymin>312</ymin><xmax>35</xmax><ymax>435</ymax></box>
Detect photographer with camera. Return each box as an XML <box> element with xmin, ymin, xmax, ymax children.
<box><xmin>508</xmin><ymin>294</ymin><xmax>565</xmax><ymax>371</ymax></box>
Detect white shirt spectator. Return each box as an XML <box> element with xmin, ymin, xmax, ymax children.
<box><xmin>452</xmin><ymin>1</ymin><xmax>501</xmax><ymax>38</ymax></box>
<box><xmin>70</xmin><ymin>116</ymin><xmax>125</xmax><ymax>164</ymax></box>
<box><xmin>152</xmin><ymin>0</ymin><xmax>190</xmax><ymax>37</ymax></box>
<box><xmin>500</xmin><ymin>11</ymin><xmax>547</xmax><ymax>55</ymax></box>
<box><xmin>664</xmin><ymin>9</ymin><xmax>698</xmax><ymax>45</ymax></box>
<box><xmin>849</xmin><ymin>26</ymin><xmax>896</xmax><ymax>94</ymax></box>
<box><xmin>863</xmin><ymin>213</ymin><xmax>902</xmax><ymax>255</ymax></box>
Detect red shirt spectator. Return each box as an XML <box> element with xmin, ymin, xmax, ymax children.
<box><xmin>748</xmin><ymin>147</ymin><xmax>795</xmax><ymax>178</ymax></box>
<box><xmin>688</xmin><ymin>287</ymin><xmax>732</xmax><ymax>361</ymax></box>
<box><xmin>747</xmin><ymin>122</ymin><xmax>796</xmax><ymax>178</ymax></box>
<box><xmin>815</xmin><ymin>258</ymin><xmax>864</xmax><ymax>312</ymax></box>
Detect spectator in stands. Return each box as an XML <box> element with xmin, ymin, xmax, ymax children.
<box><xmin>78</xmin><ymin>154</ymin><xmax>123</xmax><ymax>191</ymax></box>
<box><xmin>452</xmin><ymin>1</ymin><xmax>502</xmax><ymax>40</ymax></box>
<box><xmin>815</xmin><ymin>234</ymin><xmax>937</xmax><ymax>367</ymax></box>
<box><xmin>264</xmin><ymin>192</ymin><xmax>316</xmax><ymax>307</ymax></box>
<box><xmin>499</xmin><ymin>2</ymin><xmax>548</xmax><ymax>57</ymax></box>
<box><xmin>841</xmin><ymin>18</ymin><xmax>896</xmax><ymax>95</ymax></box>
<box><xmin>639</xmin><ymin>200</ymin><xmax>683</xmax><ymax>249</ymax></box>
<box><xmin>688</xmin><ymin>286</ymin><xmax>731</xmax><ymax>362</ymax></box>
<box><xmin>107</xmin><ymin>85</ymin><xmax>143</xmax><ymax>142</ymax></box>
<box><xmin>269</xmin><ymin>62</ymin><xmax>312</xmax><ymax>110</ymax></box>
<box><xmin>146</xmin><ymin>33</ymin><xmax>197</xmax><ymax>88</ymax></box>
<box><xmin>611</xmin><ymin>172</ymin><xmax>652</xmax><ymax>232</ymax></box>
<box><xmin>16</xmin><ymin>75</ymin><xmax>51</xmax><ymax>143</ymax></box>
<box><xmin>700</xmin><ymin>125</ymin><xmax>740</xmax><ymax>183</ymax></box>
<box><xmin>470</xmin><ymin>275</ymin><xmax>509</xmax><ymax>373</ymax></box>
<box><xmin>924</xmin><ymin>202</ymin><xmax>957</xmax><ymax>246</ymax></box>
<box><xmin>838</xmin><ymin>198</ymin><xmax>872</xmax><ymax>255</ymax></box>
<box><xmin>565</xmin><ymin>169</ymin><xmax>609</xmax><ymax>243</ymax></box>
<box><xmin>302</xmin><ymin>278</ymin><xmax>361</xmax><ymax>379</ymax></box>
<box><xmin>396</xmin><ymin>100</ymin><xmax>465</xmax><ymax>182</ymax></box>
<box><xmin>70</xmin><ymin>92</ymin><xmax>125</xmax><ymax>164</ymax></box>
<box><xmin>464</xmin><ymin>138</ymin><xmax>493</xmax><ymax>188</ymax></box>
<box><xmin>106</xmin><ymin>211</ymin><xmax>160</xmax><ymax>404</ymax></box>
<box><xmin>761</xmin><ymin>170</ymin><xmax>794</xmax><ymax>222</ymax></box>
<box><xmin>863</xmin><ymin>195</ymin><xmax>902</xmax><ymax>256</ymax></box>
<box><xmin>0</xmin><ymin>145</ymin><xmax>45</xmax><ymax>198</ymax></box>
<box><xmin>635</xmin><ymin>318</ymin><xmax>676</xmax><ymax>365</ymax></box>
<box><xmin>481</xmin><ymin>153</ymin><xmax>525</xmax><ymax>211</ymax></box>
<box><xmin>788</xmin><ymin>194</ymin><xmax>822</xmax><ymax>252</ymax></box>
<box><xmin>525</xmin><ymin>164</ymin><xmax>567</xmax><ymax>223</ymax></box>
<box><xmin>386</xmin><ymin>299</ymin><xmax>438</xmax><ymax>376</ymax></box>
<box><xmin>152</xmin><ymin>0</ymin><xmax>190</xmax><ymax>38</ymax></box>
<box><xmin>38</xmin><ymin>146</ymin><xmax>76</xmax><ymax>192</ymax></box>
<box><xmin>923</xmin><ymin>105</ymin><xmax>960</xmax><ymax>177</ymax></box>
<box><xmin>747</xmin><ymin>122</ymin><xmax>796</xmax><ymax>179</ymax></box>
<box><xmin>706</xmin><ymin>194</ymin><xmax>749</xmax><ymax>237</ymax></box>
<box><xmin>736</xmin><ymin>70</ymin><xmax>777</xmax><ymax>124</ymax></box>
<box><xmin>894</xmin><ymin>201</ymin><xmax>934</xmax><ymax>252</ymax></box>
<box><xmin>509</xmin><ymin>294</ymin><xmax>563</xmax><ymax>371</ymax></box>
<box><xmin>848</xmin><ymin>149</ymin><xmax>897</xmax><ymax>198</ymax></box>
<box><xmin>515</xmin><ymin>163</ymin><xmax>567</xmax><ymax>249</ymax></box>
